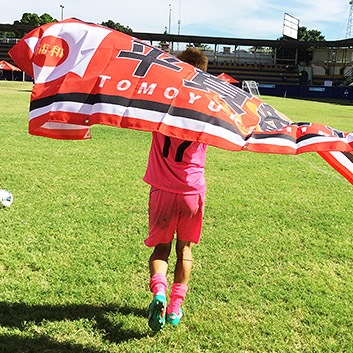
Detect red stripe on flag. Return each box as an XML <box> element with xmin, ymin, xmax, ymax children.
<box><xmin>31</xmin><ymin>126</ymin><xmax>91</xmax><ymax>140</ymax></box>
<box><xmin>318</xmin><ymin>151</ymin><xmax>353</xmax><ymax>185</ymax></box>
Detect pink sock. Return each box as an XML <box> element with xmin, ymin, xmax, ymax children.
<box><xmin>167</xmin><ymin>283</ymin><xmax>188</xmax><ymax>315</ymax></box>
<box><xmin>150</xmin><ymin>273</ymin><xmax>168</xmax><ymax>296</ymax></box>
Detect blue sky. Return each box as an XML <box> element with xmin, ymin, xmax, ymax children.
<box><xmin>1</xmin><ymin>0</ymin><xmax>351</xmax><ymax>40</ymax></box>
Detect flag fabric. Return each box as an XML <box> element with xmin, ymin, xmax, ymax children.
<box><xmin>0</xmin><ymin>60</ymin><xmax>21</xmax><ymax>71</ymax></box>
<box><xmin>217</xmin><ymin>72</ymin><xmax>239</xmax><ymax>83</ymax></box>
<box><xmin>9</xmin><ymin>19</ymin><xmax>353</xmax><ymax>184</ymax></box>
<box><xmin>318</xmin><ymin>151</ymin><xmax>353</xmax><ymax>185</ymax></box>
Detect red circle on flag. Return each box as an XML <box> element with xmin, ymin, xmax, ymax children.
<box><xmin>33</xmin><ymin>36</ymin><xmax>69</xmax><ymax>67</ymax></box>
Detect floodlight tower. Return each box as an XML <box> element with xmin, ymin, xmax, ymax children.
<box><xmin>168</xmin><ymin>4</ymin><xmax>172</xmax><ymax>34</ymax></box>
<box><xmin>346</xmin><ymin>0</ymin><xmax>353</xmax><ymax>38</ymax></box>
<box><xmin>177</xmin><ymin>0</ymin><xmax>181</xmax><ymax>51</ymax></box>
<box><xmin>178</xmin><ymin>0</ymin><xmax>181</xmax><ymax>36</ymax></box>
<box><xmin>60</xmin><ymin>5</ymin><xmax>64</xmax><ymax>21</ymax></box>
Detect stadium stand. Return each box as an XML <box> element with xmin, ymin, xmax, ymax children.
<box><xmin>207</xmin><ymin>62</ymin><xmax>300</xmax><ymax>86</ymax></box>
<box><xmin>0</xmin><ymin>42</ymin><xmax>15</xmax><ymax>65</ymax></box>
<box><xmin>1</xmin><ymin>23</ymin><xmax>353</xmax><ymax>98</ymax></box>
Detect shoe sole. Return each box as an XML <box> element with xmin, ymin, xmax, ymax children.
<box><xmin>148</xmin><ymin>297</ymin><xmax>166</xmax><ymax>331</ymax></box>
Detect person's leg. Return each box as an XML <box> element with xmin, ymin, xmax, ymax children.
<box><xmin>149</xmin><ymin>242</ymin><xmax>171</xmax><ymax>298</ymax></box>
<box><xmin>166</xmin><ymin>192</ymin><xmax>204</xmax><ymax>325</ymax></box>
<box><xmin>148</xmin><ymin>242</ymin><xmax>172</xmax><ymax>331</ymax></box>
<box><xmin>145</xmin><ymin>187</ymin><xmax>178</xmax><ymax>330</ymax></box>
<box><xmin>174</xmin><ymin>239</ymin><xmax>193</xmax><ymax>284</ymax></box>
<box><xmin>166</xmin><ymin>240</ymin><xmax>192</xmax><ymax>325</ymax></box>
<box><xmin>149</xmin><ymin>242</ymin><xmax>172</xmax><ymax>280</ymax></box>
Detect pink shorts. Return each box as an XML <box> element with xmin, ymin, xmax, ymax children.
<box><xmin>145</xmin><ymin>187</ymin><xmax>205</xmax><ymax>247</ymax></box>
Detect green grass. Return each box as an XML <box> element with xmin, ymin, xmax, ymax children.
<box><xmin>0</xmin><ymin>81</ymin><xmax>352</xmax><ymax>353</ymax></box>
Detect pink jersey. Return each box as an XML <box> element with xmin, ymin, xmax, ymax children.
<box><xmin>143</xmin><ymin>132</ymin><xmax>207</xmax><ymax>194</ymax></box>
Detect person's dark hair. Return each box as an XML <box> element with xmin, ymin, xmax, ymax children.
<box><xmin>177</xmin><ymin>47</ymin><xmax>208</xmax><ymax>71</ymax></box>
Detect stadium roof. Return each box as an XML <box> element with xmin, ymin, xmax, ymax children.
<box><xmin>1</xmin><ymin>23</ymin><xmax>353</xmax><ymax>49</ymax></box>
<box><xmin>132</xmin><ymin>32</ymin><xmax>353</xmax><ymax>49</ymax></box>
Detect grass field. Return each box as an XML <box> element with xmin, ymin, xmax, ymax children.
<box><xmin>0</xmin><ymin>81</ymin><xmax>352</xmax><ymax>353</ymax></box>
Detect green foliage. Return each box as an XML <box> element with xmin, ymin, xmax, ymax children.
<box><xmin>10</xmin><ymin>12</ymin><xmax>58</xmax><ymax>38</ymax></box>
<box><xmin>0</xmin><ymin>82</ymin><xmax>353</xmax><ymax>352</ymax></box>
<box><xmin>298</xmin><ymin>26</ymin><xmax>325</xmax><ymax>42</ymax></box>
<box><xmin>278</xmin><ymin>26</ymin><xmax>325</xmax><ymax>42</ymax></box>
<box><xmin>13</xmin><ymin>12</ymin><xmax>58</xmax><ymax>27</ymax></box>
<box><xmin>186</xmin><ymin>43</ymin><xmax>211</xmax><ymax>51</ymax></box>
<box><xmin>18</xmin><ymin>12</ymin><xmax>41</xmax><ymax>26</ymax></box>
<box><xmin>0</xmin><ymin>31</ymin><xmax>15</xmax><ymax>38</ymax></box>
<box><xmin>249</xmin><ymin>46</ymin><xmax>272</xmax><ymax>53</ymax></box>
<box><xmin>39</xmin><ymin>13</ymin><xmax>58</xmax><ymax>25</ymax></box>
<box><xmin>101</xmin><ymin>20</ymin><xmax>133</xmax><ymax>34</ymax></box>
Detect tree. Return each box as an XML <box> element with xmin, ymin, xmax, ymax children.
<box><xmin>10</xmin><ymin>12</ymin><xmax>58</xmax><ymax>37</ymax></box>
<box><xmin>39</xmin><ymin>13</ymin><xmax>58</xmax><ymax>25</ymax></box>
<box><xmin>101</xmin><ymin>20</ymin><xmax>133</xmax><ymax>34</ymax></box>
<box><xmin>249</xmin><ymin>46</ymin><xmax>272</xmax><ymax>53</ymax></box>
<box><xmin>186</xmin><ymin>43</ymin><xmax>211</xmax><ymax>51</ymax></box>
<box><xmin>15</xmin><ymin>13</ymin><xmax>41</xmax><ymax>27</ymax></box>
<box><xmin>13</xmin><ymin>12</ymin><xmax>57</xmax><ymax>27</ymax></box>
<box><xmin>278</xmin><ymin>26</ymin><xmax>325</xmax><ymax>42</ymax></box>
<box><xmin>298</xmin><ymin>26</ymin><xmax>325</xmax><ymax>42</ymax></box>
<box><xmin>0</xmin><ymin>30</ymin><xmax>16</xmax><ymax>39</ymax></box>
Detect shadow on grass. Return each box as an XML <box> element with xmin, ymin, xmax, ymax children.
<box><xmin>0</xmin><ymin>302</ymin><xmax>150</xmax><ymax>353</ymax></box>
<box><xmin>283</xmin><ymin>96</ymin><xmax>353</xmax><ymax>106</ymax></box>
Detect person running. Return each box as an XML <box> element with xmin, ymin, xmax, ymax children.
<box><xmin>143</xmin><ymin>47</ymin><xmax>208</xmax><ymax>331</ymax></box>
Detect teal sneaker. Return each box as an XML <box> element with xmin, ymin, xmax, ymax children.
<box><xmin>166</xmin><ymin>309</ymin><xmax>184</xmax><ymax>326</ymax></box>
<box><xmin>148</xmin><ymin>293</ymin><xmax>166</xmax><ymax>331</ymax></box>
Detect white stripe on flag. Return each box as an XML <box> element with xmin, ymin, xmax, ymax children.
<box><xmin>29</xmin><ymin>102</ymin><xmax>353</xmax><ymax>153</ymax></box>
<box><xmin>41</xmin><ymin>122</ymin><xmax>89</xmax><ymax>130</ymax></box>
<box><xmin>328</xmin><ymin>151</ymin><xmax>353</xmax><ymax>172</ymax></box>
<box><xmin>30</xmin><ymin>103</ymin><xmax>247</xmax><ymax>146</ymax></box>
<box><xmin>244</xmin><ymin>135</ymin><xmax>347</xmax><ymax>150</ymax></box>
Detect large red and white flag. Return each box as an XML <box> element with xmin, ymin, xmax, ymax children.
<box><xmin>9</xmin><ymin>19</ymin><xmax>353</xmax><ymax>185</ymax></box>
